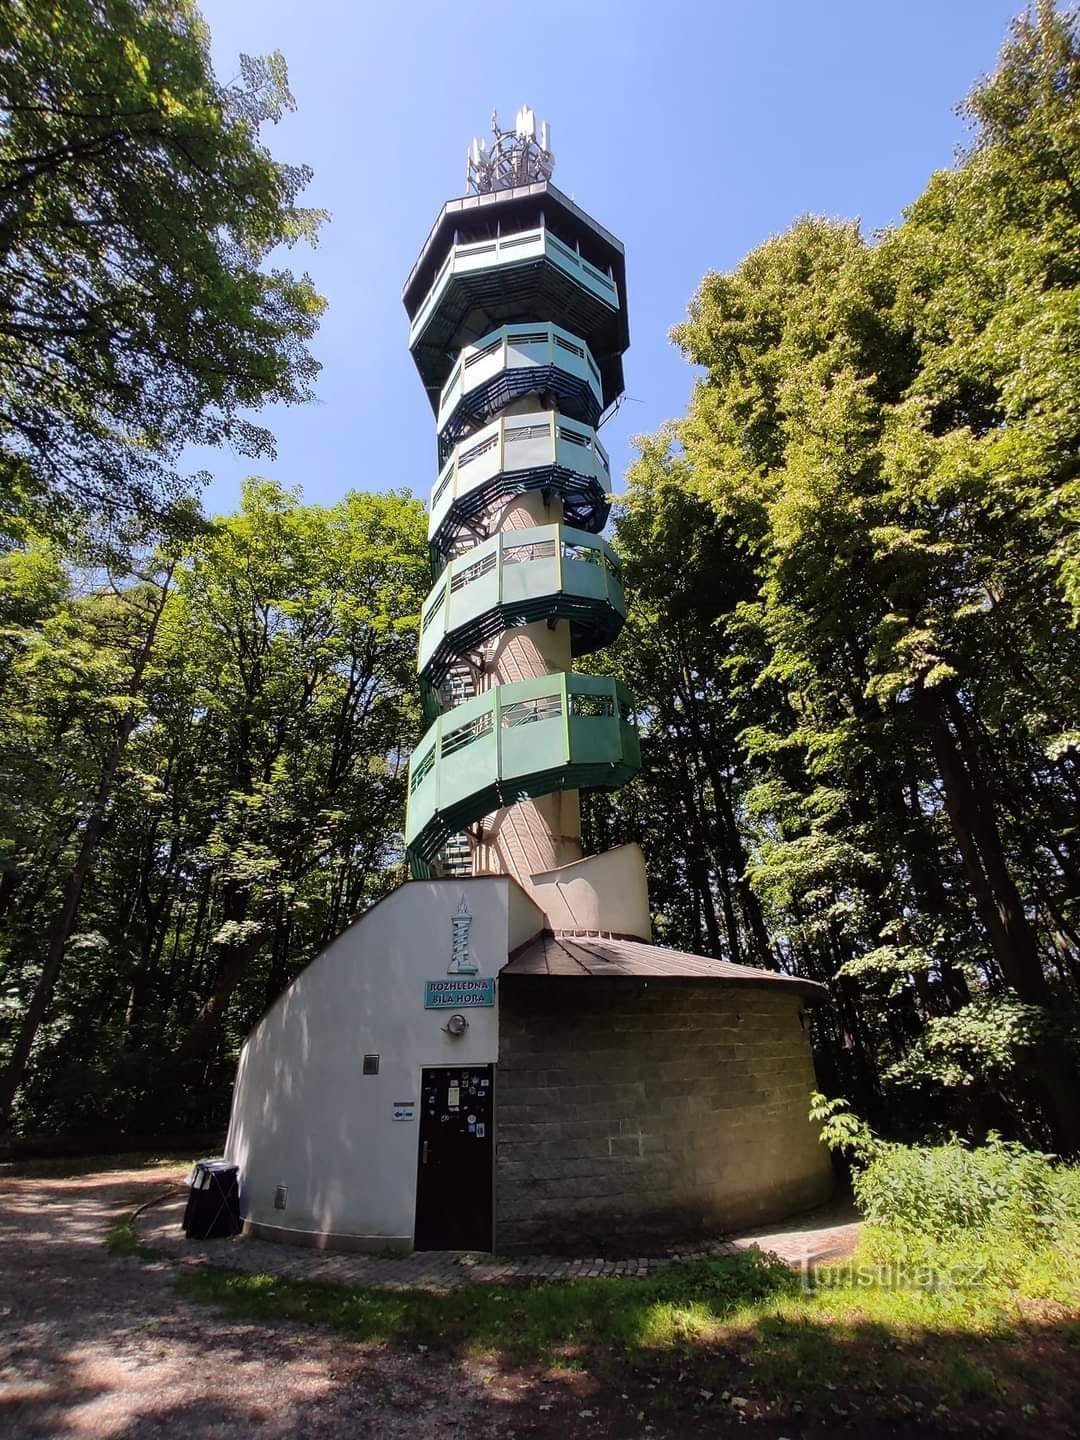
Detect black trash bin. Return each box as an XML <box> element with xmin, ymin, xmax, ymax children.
<box><xmin>182</xmin><ymin>1159</ymin><xmax>241</xmax><ymax>1239</ymax></box>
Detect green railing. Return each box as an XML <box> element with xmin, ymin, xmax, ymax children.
<box><xmin>429</xmin><ymin>411</ymin><xmax>610</xmax><ymax>546</ymax></box>
<box><xmin>408</xmin><ymin>226</ymin><xmax>619</xmax><ymax>352</ymax></box>
<box><xmin>405</xmin><ymin>673</ymin><xmax>640</xmax><ymax>862</ymax></box>
<box><xmin>436</xmin><ymin>322</ymin><xmax>603</xmax><ymax>437</ymax></box>
<box><xmin>418</xmin><ymin>524</ymin><xmax>625</xmax><ymax>686</ymax></box>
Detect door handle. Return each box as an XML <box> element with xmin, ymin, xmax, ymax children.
<box><xmin>422</xmin><ymin>1141</ymin><xmax>429</xmax><ymax>1165</ymax></box>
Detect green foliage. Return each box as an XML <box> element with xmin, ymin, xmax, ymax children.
<box><xmin>854</xmin><ymin>1135</ymin><xmax>1070</xmax><ymax>1244</ymax></box>
<box><xmin>0</xmin><ymin>479</ymin><xmax>427</xmax><ymax>1132</ymax></box>
<box><xmin>592</xmin><ymin>0</ymin><xmax>1080</xmax><ymax>1151</ymax></box>
<box><xmin>105</xmin><ymin>1210</ymin><xmax>158</xmax><ymax>1260</ymax></box>
<box><xmin>809</xmin><ymin>1091</ymin><xmax>881</xmax><ymax>1164</ymax></box>
<box><xmin>812</xmin><ymin>1089</ymin><xmax>1080</xmax><ymax>1293</ymax></box>
<box><xmin>0</xmin><ymin>0</ymin><xmax>326</xmax><ymax>536</ymax></box>
<box><xmin>884</xmin><ymin>997</ymin><xmax>1080</xmax><ymax>1092</ymax></box>
<box><xmin>856</xmin><ymin>1142</ymin><xmax>1080</xmax><ymax>1302</ymax></box>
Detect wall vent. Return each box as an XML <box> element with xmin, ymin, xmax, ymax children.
<box><xmin>363</xmin><ymin>1054</ymin><xmax>380</xmax><ymax>1075</ymax></box>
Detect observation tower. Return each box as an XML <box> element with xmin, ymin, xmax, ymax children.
<box><xmin>402</xmin><ymin>107</ymin><xmax>639</xmax><ymax>894</ymax></box>
<box><xmin>224</xmin><ymin>111</ymin><xmax>834</xmax><ymax>1257</ymax></box>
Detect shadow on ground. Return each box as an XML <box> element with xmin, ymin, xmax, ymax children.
<box><xmin>0</xmin><ymin>1163</ymin><xmax>1077</xmax><ymax>1438</ymax></box>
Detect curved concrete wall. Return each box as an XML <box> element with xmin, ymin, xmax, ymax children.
<box><xmin>525</xmin><ymin>843</ymin><xmax>652</xmax><ymax>940</ymax></box>
<box><xmin>495</xmin><ymin>977</ymin><xmax>833</xmax><ymax>1253</ymax></box>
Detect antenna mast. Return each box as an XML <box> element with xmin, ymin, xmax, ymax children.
<box><xmin>465</xmin><ymin>104</ymin><xmax>554</xmax><ymax>194</ymax></box>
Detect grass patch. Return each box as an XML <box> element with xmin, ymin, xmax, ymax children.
<box><xmin>105</xmin><ymin>1210</ymin><xmax>162</xmax><ymax>1261</ymax></box>
<box><xmin>180</xmin><ymin>1248</ymin><xmax>796</xmax><ymax>1359</ymax></box>
<box><xmin>178</xmin><ymin>1239</ymin><xmax>1080</xmax><ymax>1427</ymax></box>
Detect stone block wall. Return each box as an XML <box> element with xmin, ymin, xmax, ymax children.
<box><xmin>494</xmin><ymin>978</ymin><xmax>833</xmax><ymax>1253</ymax></box>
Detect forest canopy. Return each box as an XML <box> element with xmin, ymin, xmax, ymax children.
<box><xmin>0</xmin><ymin>0</ymin><xmax>325</xmax><ymax>542</ymax></box>
<box><xmin>0</xmin><ymin>480</ymin><xmax>427</xmax><ymax>1132</ymax></box>
<box><xmin>585</xmin><ymin>0</ymin><xmax>1080</xmax><ymax>1153</ymax></box>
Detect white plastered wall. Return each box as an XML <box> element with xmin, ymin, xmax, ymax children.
<box><xmin>226</xmin><ymin>877</ymin><xmax>543</xmax><ymax>1249</ymax></box>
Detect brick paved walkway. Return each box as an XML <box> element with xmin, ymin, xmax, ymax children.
<box><xmin>727</xmin><ymin>1195</ymin><xmax>863</xmax><ymax>1266</ymax></box>
<box><xmin>136</xmin><ymin>1179</ymin><xmax>860</xmax><ymax>1291</ymax></box>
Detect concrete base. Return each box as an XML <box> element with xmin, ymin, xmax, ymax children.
<box><xmin>495</xmin><ymin>976</ymin><xmax>833</xmax><ymax>1253</ymax></box>
<box><xmin>243</xmin><ymin>1218</ymin><xmax>413</xmax><ymax>1254</ymax></box>
<box><xmin>226</xmin><ymin>873</ymin><xmax>832</xmax><ymax>1258</ymax></box>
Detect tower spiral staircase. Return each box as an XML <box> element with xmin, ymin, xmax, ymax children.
<box><xmin>403</xmin><ymin>108</ymin><xmax>639</xmax><ymax>888</ymax></box>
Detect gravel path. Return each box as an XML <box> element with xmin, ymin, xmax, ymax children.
<box><xmin>136</xmin><ymin>1177</ymin><xmax>859</xmax><ymax>1291</ymax></box>
<box><xmin>139</xmin><ymin>1195</ymin><xmax>746</xmax><ymax>1288</ymax></box>
<box><xmin>1</xmin><ymin>1161</ymin><xmax>1060</xmax><ymax>1440</ymax></box>
<box><xmin>0</xmin><ymin>1161</ymin><xmax>615</xmax><ymax>1439</ymax></box>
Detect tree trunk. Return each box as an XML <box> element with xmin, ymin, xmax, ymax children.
<box><xmin>0</xmin><ymin>566</ymin><xmax>175</xmax><ymax>1130</ymax></box>
<box><xmin>0</xmin><ymin>870</ymin><xmax>22</xmax><ymax>924</ymax></box>
<box><xmin>175</xmin><ymin>932</ymin><xmax>264</xmax><ymax>1062</ymax></box>
<box><xmin>918</xmin><ymin>687</ymin><xmax>1080</xmax><ymax>1152</ymax></box>
<box><xmin>918</xmin><ymin>689</ymin><xmax>1046</xmax><ymax>1001</ymax></box>
<box><xmin>710</xmin><ymin>772</ymin><xmax>778</xmax><ymax>968</ymax></box>
<box><xmin>176</xmin><ymin>877</ymin><xmax>265</xmax><ymax>1061</ymax></box>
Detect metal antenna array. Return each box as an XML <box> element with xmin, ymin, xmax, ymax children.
<box><xmin>465</xmin><ymin>105</ymin><xmax>554</xmax><ymax>194</ymax></box>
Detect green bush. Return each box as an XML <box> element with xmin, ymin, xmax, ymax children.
<box><xmin>854</xmin><ymin>1135</ymin><xmax>1070</xmax><ymax>1246</ymax></box>
<box><xmin>811</xmin><ymin>1093</ymin><xmax>1080</xmax><ymax>1296</ymax></box>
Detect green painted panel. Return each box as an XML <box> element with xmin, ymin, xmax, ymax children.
<box><xmin>437</xmin><ymin>731</ymin><xmax>497</xmax><ymax>815</ymax></box>
<box><xmin>404</xmin><ymin>672</ymin><xmax>639</xmax><ymax>858</ymax></box>
<box><xmin>501</xmin><ymin>556</ymin><xmax>558</xmax><ymax>607</ymax></box>
<box><xmin>564</xmin><ymin>555</ymin><xmax>608</xmax><ymax>602</ymax></box>
<box><xmin>500</xmin><ymin>712</ymin><xmax>566</xmax><ymax>783</ymax></box>
<box><xmin>569</xmin><ymin>716</ymin><xmax>619</xmax><ymax>767</ymax></box>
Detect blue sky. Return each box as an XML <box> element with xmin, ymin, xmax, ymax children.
<box><xmin>191</xmin><ymin>0</ymin><xmax>1021</xmax><ymax>518</ymax></box>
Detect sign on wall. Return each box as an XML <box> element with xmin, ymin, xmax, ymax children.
<box><xmin>425</xmin><ymin>896</ymin><xmax>493</xmax><ymax>1007</ymax></box>
<box><xmin>424</xmin><ymin>977</ymin><xmax>496</xmax><ymax>1009</ymax></box>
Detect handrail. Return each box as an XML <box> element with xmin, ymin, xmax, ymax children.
<box><xmin>410</xmin><ymin>226</ymin><xmax>619</xmax><ymax>348</ymax></box>
<box><xmin>404</xmin><ymin>672</ymin><xmax>639</xmax><ymax>855</ymax></box>
<box><xmin>429</xmin><ymin>412</ymin><xmax>612</xmax><ymax>538</ymax></box>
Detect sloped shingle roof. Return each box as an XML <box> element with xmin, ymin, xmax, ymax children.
<box><xmin>502</xmin><ymin>931</ymin><xmax>826</xmax><ymax>1002</ymax></box>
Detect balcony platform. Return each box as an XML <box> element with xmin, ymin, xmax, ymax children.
<box><xmin>429</xmin><ymin>412</ymin><xmax>612</xmax><ymax>557</ymax></box>
<box><xmin>405</xmin><ymin>673</ymin><xmax>640</xmax><ymax>864</ymax></box>
<box><xmin>436</xmin><ymin>323</ymin><xmax>603</xmax><ymax>464</ymax></box>
<box><xmin>408</xmin><ymin>225</ymin><xmax>624</xmax><ymax>405</ymax></box>
<box><xmin>419</xmin><ymin>523</ymin><xmax>625</xmax><ymax>691</ymax></box>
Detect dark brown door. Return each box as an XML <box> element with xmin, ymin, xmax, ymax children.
<box><xmin>414</xmin><ymin>1065</ymin><xmax>493</xmax><ymax>1251</ymax></box>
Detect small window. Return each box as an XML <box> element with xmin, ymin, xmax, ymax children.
<box><xmin>501</xmin><ymin>693</ymin><xmax>562</xmax><ymax>728</ymax></box>
<box><xmin>505</xmin><ymin>421</ymin><xmax>550</xmax><ymax>444</ymax></box>
<box><xmin>421</xmin><ymin>585</ymin><xmax>447</xmax><ymax>631</ymax></box>
<box><xmin>363</xmin><ymin>1054</ymin><xmax>380</xmax><ymax>1075</ymax></box>
<box><xmin>410</xmin><ymin>747</ymin><xmax>435</xmax><ymax>793</ymax></box>
<box><xmin>450</xmin><ymin>550</ymin><xmax>496</xmax><ymax>592</ymax></box>
<box><xmin>441</xmin><ymin>710</ymin><xmax>493</xmax><ymax>757</ymax></box>
<box><xmin>570</xmin><ymin>692</ymin><xmax>615</xmax><ymax>719</ymax></box>
<box><xmin>503</xmin><ymin>539</ymin><xmax>556</xmax><ymax>566</ymax></box>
